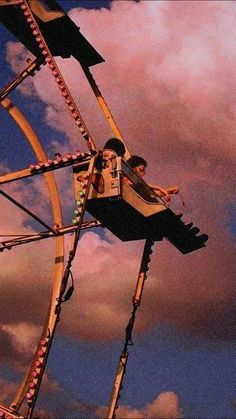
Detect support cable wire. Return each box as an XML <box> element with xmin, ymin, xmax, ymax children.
<box><xmin>107</xmin><ymin>239</ymin><xmax>155</xmax><ymax>419</ymax></box>
<box><xmin>55</xmin><ymin>155</ymin><xmax>97</xmax><ymax>312</ymax></box>
<box><xmin>0</xmin><ymin>189</ymin><xmax>57</xmax><ymax>234</ymax></box>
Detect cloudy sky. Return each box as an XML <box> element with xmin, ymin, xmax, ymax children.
<box><xmin>0</xmin><ymin>0</ymin><xmax>236</xmax><ymax>417</ymax></box>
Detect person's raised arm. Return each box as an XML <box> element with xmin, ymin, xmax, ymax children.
<box><xmin>148</xmin><ymin>183</ymin><xmax>170</xmax><ymax>202</ymax></box>
<box><xmin>148</xmin><ymin>184</ymin><xmax>180</xmax><ymax>203</ymax></box>
<box><xmin>166</xmin><ymin>186</ymin><xmax>180</xmax><ymax>194</ymax></box>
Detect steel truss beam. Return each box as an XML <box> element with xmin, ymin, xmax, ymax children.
<box><xmin>0</xmin><ymin>153</ymin><xmax>91</xmax><ymax>185</ymax></box>
<box><xmin>0</xmin><ymin>219</ymin><xmax>101</xmax><ymax>251</ymax></box>
<box><xmin>0</xmin><ymin>56</ymin><xmax>44</xmax><ymax>101</ymax></box>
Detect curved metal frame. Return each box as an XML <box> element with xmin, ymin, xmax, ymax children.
<box><xmin>0</xmin><ymin>97</ymin><xmax>64</xmax><ymax>416</ymax></box>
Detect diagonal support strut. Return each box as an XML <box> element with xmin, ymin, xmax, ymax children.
<box><xmin>0</xmin><ymin>189</ymin><xmax>57</xmax><ymax>234</ymax></box>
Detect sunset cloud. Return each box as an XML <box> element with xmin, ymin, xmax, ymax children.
<box><xmin>1</xmin><ymin>322</ymin><xmax>41</xmax><ymax>355</ymax></box>
<box><xmin>1</xmin><ymin>1</ymin><xmax>236</xmax><ymax>418</ymax></box>
<box><xmin>1</xmin><ymin>0</ymin><xmax>236</xmax><ymax>358</ymax></box>
<box><xmin>96</xmin><ymin>391</ymin><xmax>183</xmax><ymax>418</ymax></box>
<box><xmin>0</xmin><ymin>378</ymin><xmax>19</xmax><ymax>404</ymax></box>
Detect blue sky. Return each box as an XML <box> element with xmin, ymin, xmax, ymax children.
<box><xmin>1</xmin><ymin>1</ymin><xmax>236</xmax><ymax>418</ymax></box>
<box><xmin>47</xmin><ymin>327</ymin><xmax>236</xmax><ymax>417</ymax></box>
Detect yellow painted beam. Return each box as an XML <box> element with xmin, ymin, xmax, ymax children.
<box><xmin>1</xmin><ymin>98</ymin><xmax>65</xmax><ymax>412</ymax></box>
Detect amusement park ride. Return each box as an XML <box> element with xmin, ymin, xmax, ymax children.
<box><xmin>0</xmin><ymin>0</ymin><xmax>208</xmax><ymax>417</ymax></box>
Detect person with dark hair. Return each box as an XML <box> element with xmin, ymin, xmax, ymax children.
<box><xmin>77</xmin><ymin>138</ymin><xmax>126</xmax><ymax>190</ymax></box>
<box><xmin>127</xmin><ymin>155</ymin><xmax>147</xmax><ymax>177</ymax></box>
<box><xmin>126</xmin><ymin>155</ymin><xmax>179</xmax><ymax>203</ymax></box>
<box><xmin>103</xmin><ymin>138</ymin><xmax>126</xmax><ymax>161</ymax></box>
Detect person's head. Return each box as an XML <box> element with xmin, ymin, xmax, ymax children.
<box><xmin>127</xmin><ymin>155</ymin><xmax>147</xmax><ymax>177</ymax></box>
<box><xmin>103</xmin><ymin>138</ymin><xmax>126</xmax><ymax>161</ymax></box>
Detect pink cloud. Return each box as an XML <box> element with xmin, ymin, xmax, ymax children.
<box><xmin>41</xmin><ymin>371</ymin><xmax>62</xmax><ymax>394</ymax></box>
<box><xmin>96</xmin><ymin>391</ymin><xmax>183</xmax><ymax>418</ymax></box>
<box><xmin>1</xmin><ymin>322</ymin><xmax>41</xmax><ymax>355</ymax></box>
<box><xmin>0</xmin><ymin>378</ymin><xmax>19</xmax><ymax>404</ymax></box>
<box><xmin>33</xmin><ymin>407</ymin><xmax>56</xmax><ymax>418</ymax></box>
<box><xmin>6</xmin><ymin>41</ymin><xmax>36</xmax><ymax>96</ymax></box>
<box><xmin>1</xmin><ymin>0</ymin><xmax>236</xmax><ymax>349</ymax></box>
<box><xmin>1</xmin><ymin>2</ymin><xmax>236</xmax><ymax>415</ymax></box>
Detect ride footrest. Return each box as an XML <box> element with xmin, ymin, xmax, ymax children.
<box><xmin>148</xmin><ymin>209</ymin><xmax>208</xmax><ymax>254</ymax></box>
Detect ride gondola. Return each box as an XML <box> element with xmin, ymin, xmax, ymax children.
<box><xmin>73</xmin><ymin>156</ymin><xmax>208</xmax><ymax>254</ymax></box>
